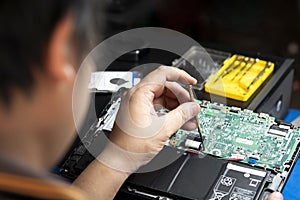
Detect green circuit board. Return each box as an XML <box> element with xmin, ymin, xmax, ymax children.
<box><xmin>167</xmin><ymin>100</ymin><xmax>300</xmax><ymax>172</ymax></box>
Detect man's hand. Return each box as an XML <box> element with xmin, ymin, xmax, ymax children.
<box><xmin>74</xmin><ymin>66</ymin><xmax>200</xmax><ymax>200</ymax></box>
<box><xmin>99</xmin><ymin>66</ymin><xmax>200</xmax><ymax>172</ymax></box>
<box><xmin>113</xmin><ymin>66</ymin><xmax>200</xmax><ymax>151</ymax></box>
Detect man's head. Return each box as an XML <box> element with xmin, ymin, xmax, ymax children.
<box><xmin>0</xmin><ymin>0</ymin><xmax>88</xmax><ymax>171</ymax></box>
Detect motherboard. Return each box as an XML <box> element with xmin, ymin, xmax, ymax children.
<box><xmin>167</xmin><ymin>100</ymin><xmax>300</xmax><ymax>172</ymax></box>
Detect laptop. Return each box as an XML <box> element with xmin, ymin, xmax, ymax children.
<box><xmin>60</xmin><ymin>94</ymin><xmax>300</xmax><ymax>200</ymax></box>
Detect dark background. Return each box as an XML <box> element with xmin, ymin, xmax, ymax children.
<box><xmin>93</xmin><ymin>0</ymin><xmax>300</xmax><ymax>109</ymax></box>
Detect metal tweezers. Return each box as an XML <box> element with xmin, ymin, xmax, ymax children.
<box><xmin>188</xmin><ymin>85</ymin><xmax>205</xmax><ymax>151</ymax></box>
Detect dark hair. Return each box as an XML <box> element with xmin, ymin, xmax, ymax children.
<box><xmin>0</xmin><ymin>0</ymin><xmax>83</xmax><ymax>106</ymax></box>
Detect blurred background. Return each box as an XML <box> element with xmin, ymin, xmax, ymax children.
<box><xmin>91</xmin><ymin>0</ymin><xmax>300</xmax><ymax>109</ymax></box>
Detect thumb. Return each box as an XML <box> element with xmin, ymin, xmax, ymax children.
<box><xmin>163</xmin><ymin>102</ymin><xmax>200</xmax><ymax>136</ymax></box>
<box><xmin>267</xmin><ymin>192</ymin><xmax>283</xmax><ymax>200</ymax></box>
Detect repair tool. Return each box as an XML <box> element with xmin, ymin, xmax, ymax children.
<box><xmin>188</xmin><ymin>85</ymin><xmax>205</xmax><ymax>150</ymax></box>
<box><xmin>238</xmin><ymin>58</ymin><xmax>259</xmax><ymax>80</ymax></box>
<box><xmin>245</xmin><ymin>61</ymin><xmax>272</xmax><ymax>91</ymax></box>
<box><xmin>221</xmin><ymin>56</ymin><xmax>250</xmax><ymax>79</ymax></box>
<box><xmin>231</xmin><ymin>57</ymin><xmax>254</xmax><ymax>81</ymax></box>
<box><xmin>213</xmin><ymin>55</ymin><xmax>243</xmax><ymax>83</ymax></box>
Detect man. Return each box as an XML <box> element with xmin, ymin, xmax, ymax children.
<box><xmin>0</xmin><ymin>0</ymin><xmax>283</xmax><ymax>199</ymax></box>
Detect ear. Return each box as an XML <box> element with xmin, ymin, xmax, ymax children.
<box><xmin>45</xmin><ymin>15</ymin><xmax>76</xmax><ymax>83</ymax></box>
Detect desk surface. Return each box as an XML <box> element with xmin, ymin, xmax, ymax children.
<box><xmin>282</xmin><ymin>109</ymin><xmax>300</xmax><ymax>200</ymax></box>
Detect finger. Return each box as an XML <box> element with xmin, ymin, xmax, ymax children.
<box><xmin>164</xmin><ymin>97</ymin><xmax>180</xmax><ymax>110</ymax></box>
<box><xmin>153</xmin><ymin>96</ymin><xmax>179</xmax><ymax>109</ymax></box>
<box><xmin>267</xmin><ymin>192</ymin><xmax>283</xmax><ymax>200</ymax></box>
<box><xmin>153</xmin><ymin>97</ymin><xmax>165</xmax><ymax>108</ymax></box>
<box><xmin>181</xmin><ymin>118</ymin><xmax>198</xmax><ymax>130</ymax></box>
<box><xmin>163</xmin><ymin>102</ymin><xmax>200</xmax><ymax>137</ymax></box>
<box><xmin>153</xmin><ymin>82</ymin><xmax>190</xmax><ymax>109</ymax></box>
<box><xmin>164</xmin><ymin>81</ymin><xmax>191</xmax><ymax>103</ymax></box>
<box><xmin>140</xmin><ymin>66</ymin><xmax>197</xmax><ymax>98</ymax></box>
<box><xmin>142</xmin><ymin>66</ymin><xmax>197</xmax><ymax>85</ymax></box>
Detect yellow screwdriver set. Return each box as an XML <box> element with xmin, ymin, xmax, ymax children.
<box><xmin>205</xmin><ymin>55</ymin><xmax>274</xmax><ymax>101</ymax></box>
